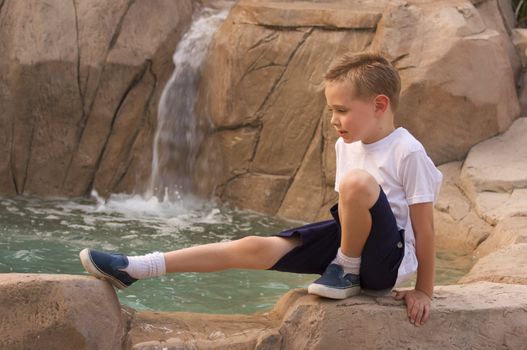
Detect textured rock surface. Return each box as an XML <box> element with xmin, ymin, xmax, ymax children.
<box><xmin>460</xmin><ymin>117</ymin><xmax>527</xmax><ymax>225</ymax></box>
<box><xmin>460</xmin><ymin>243</ymin><xmax>527</xmax><ymax>284</ymax></box>
<box><xmin>375</xmin><ymin>0</ymin><xmax>519</xmax><ymax>164</ymax></box>
<box><xmin>0</xmin><ymin>274</ymin><xmax>126</xmax><ymax>350</ymax></box>
<box><xmin>127</xmin><ymin>282</ymin><xmax>527</xmax><ymax>349</ymax></box>
<box><xmin>434</xmin><ymin>161</ymin><xmax>492</xmax><ymax>251</ymax></box>
<box><xmin>196</xmin><ymin>0</ymin><xmax>520</xmax><ymax>219</ymax></box>
<box><xmin>475</xmin><ymin>216</ymin><xmax>527</xmax><ymax>257</ymax></box>
<box><xmin>434</xmin><ymin>116</ymin><xmax>527</xmax><ymax>289</ymax></box>
<box><xmin>0</xmin><ymin>0</ymin><xmax>195</xmax><ymax>197</ymax></box>
<box><xmin>3</xmin><ymin>276</ymin><xmax>527</xmax><ymax>348</ymax></box>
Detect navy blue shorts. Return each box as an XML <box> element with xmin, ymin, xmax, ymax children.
<box><xmin>269</xmin><ymin>188</ymin><xmax>405</xmax><ymax>290</ymax></box>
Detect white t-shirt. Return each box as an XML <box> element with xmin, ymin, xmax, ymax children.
<box><xmin>334</xmin><ymin>127</ymin><xmax>443</xmax><ymax>287</ymax></box>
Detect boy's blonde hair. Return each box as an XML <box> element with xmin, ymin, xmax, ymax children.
<box><xmin>325</xmin><ymin>52</ymin><xmax>401</xmax><ymax>111</ymax></box>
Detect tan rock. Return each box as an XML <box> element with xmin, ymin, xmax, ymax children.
<box><xmin>127</xmin><ymin>283</ymin><xmax>527</xmax><ymax>349</ymax></box>
<box><xmin>460</xmin><ymin>118</ymin><xmax>527</xmax><ymax>196</ymax></box>
<box><xmin>460</xmin><ymin>243</ymin><xmax>527</xmax><ymax>284</ymax></box>
<box><xmin>474</xmin><ymin>0</ymin><xmax>521</xmax><ymax>79</ymax></box>
<box><xmin>126</xmin><ymin>309</ymin><xmax>279</xmax><ymax>350</ymax></box>
<box><xmin>249</xmin><ymin>29</ymin><xmax>371</xmax><ymax>177</ymax></box>
<box><xmin>373</xmin><ymin>0</ymin><xmax>520</xmax><ymax>164</ymax></box>
<box><xmin>0</xmin><ymin>0</ymin><xmax>195</xmax><ymax>197</ymax></box>
<box><xmin>512</xmin><ymin>28</ymin><xmax>527</xmax><ymax>66</ymax></box>
<box><xmin>197</xmin><ymin>1</ymin><xmax>375</xmax><ymax>217</ymax></box>
<box><xmin>193</xmin><ymin>127</ymin><xmax>259</xmax><ymax>197</ymax></box>
<box><xmin>434</xmin><ymin>162</ymin><xmax>492</xmax><ymax>251</ymax></box>
<box><xmin>277</xmin><ymin>120</ymin><xmax>327</xmax><ymax>222</ymax></box>
<box><xmin>460</xmin><ymin>117</ymin><xmax>527</xmax><ymax>224</ymax></box>
<box><xmin>220</xmin><ymin>174</ymin><xmax>291</xmax><ymax>214</ymax></box>
<box><xmin>196</xmin><ymin>23</ymin><xmax>308</xmax><ymax>129</ymax></box>
<box><xmin>65</xmin><ymin>0</ymin><xmax>195</xmax><ymax>198</ymax></box>
<box><xmin>230</xmin><ymin>0</ymin><xmax>384</xmax><ymax>29</ymax></box>
<box><xmin>496</xmin><ymin>0</ymin><xmax>517</xmax><ymax>32</ymax></box>
<box><xmin>475</xmin><ymin>217</ymin><xmax>527</xmax><ymax>257</ymax></box>
<box><xmin>196</xmin><ymin>0</ymin><xmax>521</xmax><ymax>219</ymax></box>
<box><xmin>0</xmin><ymin>273</ymin><xmax>125</xmax><ymax>350</ymax></box>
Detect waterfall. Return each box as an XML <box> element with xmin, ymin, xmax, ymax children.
<box><xmin>146</xmin><ymin>5</ymin><xmax>231</xmax><ymax>201</ymax></box>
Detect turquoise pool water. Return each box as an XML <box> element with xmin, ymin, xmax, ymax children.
<box><xmin>0</xmin><ymin>194</ymin><xmax>474</xmax><ymax>314</ymax></box>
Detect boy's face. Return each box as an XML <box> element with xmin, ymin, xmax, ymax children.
<box><xmin>325</xmin><ymin>81</ymin><xmax>383</xmax><ymax>144</ymax></box>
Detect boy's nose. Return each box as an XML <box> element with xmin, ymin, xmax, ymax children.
<box><xmin>330</xmin><ymin>114</ymin><xmax>339</xmax><ymax>127</ymax></box>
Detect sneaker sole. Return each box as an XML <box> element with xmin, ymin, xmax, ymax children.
<box><xmin>307</xmin><ymin>283</ymin><xmax>361</xmax><ymax>299</ymax></box>
<box><xmin>79</xmin><ymin>248</ymin><xmax>128</xmax><ymax>290</ymax></box>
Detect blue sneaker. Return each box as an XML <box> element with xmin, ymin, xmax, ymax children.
<box><xmin>79</xmin><ymin>248</ymin><xmax>137</xmax><ymax>290</ymax></box>
<box><xmin>307</xmin><ymin>263</ymin><xmax>361</xmax><ymax>299</ymax></box>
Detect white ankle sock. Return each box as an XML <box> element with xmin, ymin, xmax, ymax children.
<box><xmin>121</xmin><ymin>252</ymin><xmax>166</xmax><ymax>279</ymax></box>
<box><xmin>331</xmin><ymin>248</ymin><xmax>361</xmax><ymax>275</ymax></box>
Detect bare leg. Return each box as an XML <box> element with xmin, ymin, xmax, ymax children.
<box><xmin>164</xmin><ymin>235</ymin><xmax>301</xmax><ymax>273</ymax></box>
<box><xmin>338</xmin><ymin>169</ymin><xmax>380</xmax><ymax>258</ymax></box>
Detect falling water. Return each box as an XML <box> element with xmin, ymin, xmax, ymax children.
<box><xmin>147</xmin><ymin>5</ymin><xmax>231</xmax><ymax>201</ymax></box>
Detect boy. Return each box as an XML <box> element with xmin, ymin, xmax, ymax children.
<box><xmin>80</xmin><ymin>52</ymin><xmax>442</xmax><ymax>327</ymax></box>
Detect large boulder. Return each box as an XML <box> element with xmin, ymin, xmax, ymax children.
<box><xmin>195</xmin><ymin>0</ymin><xmax>520</xmax><ymax>220</ymax></box>
<box><xmin>0</xmin><ymin>274</ymin><xmax>126</xmax><ymax>350</ymax></box>
<box><xmin>0</xmin><ymin>0</ymin><xmax>195</xmax><ymax>197</ymax></box>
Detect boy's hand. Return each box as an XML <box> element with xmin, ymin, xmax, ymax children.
<box><xmin>393</xmin><ymin>289</ymin><xmax>432</xmax><ymax>326</ymax></box>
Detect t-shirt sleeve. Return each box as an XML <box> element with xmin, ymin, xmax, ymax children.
<box><xmin>399</xmin><ymin>150</ymin><xmax>443</xmax><ymax>205</ymax></box>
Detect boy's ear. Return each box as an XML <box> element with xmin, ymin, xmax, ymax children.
<box><xmin>374</xmin><ymin>95</ymin><xmax>389</xmax><ymax>113</ymax></box>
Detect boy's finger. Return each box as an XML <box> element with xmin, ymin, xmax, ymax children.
<box><xmin>409</xmin><ymin>302</ymin><xmax>419</xmax><ymax>321</ymax></box>
<box><xmin>421</xmin><ymin>305</ymin><xmax>431</xmax><ymax>325</ymax></box>
<box><xmin>393</xmin><ymin>291</ymin><xmax>405</xmax><ymax>300</ymax></box>
<box><xmin>414</xmin><ymin>306</ymin><xmax>424</xmax><ymax>326</ymax></box>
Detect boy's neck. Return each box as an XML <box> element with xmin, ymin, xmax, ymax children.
<box><xmin>362</xmin><ymin>114</ymin><xmax>396</xmax><ymax>144</ymax></box>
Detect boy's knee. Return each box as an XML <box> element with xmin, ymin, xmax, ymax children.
<box><xmin>339</xmin><ymin>169</ymin><xmax>379</xmax><ymax>205</ymax></box>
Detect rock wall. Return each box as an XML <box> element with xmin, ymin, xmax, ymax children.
<box><xmin>195</xmin><ymin>0</ymin><xmax>521</xmax><ymax>221</ymax></box>
<box><xmin>0</xmin><ymin>0</ymin><xmax>523</xmax><ymax>224</ymax></box>
<box><xmin>0</xmin><ymin>0</ymin><xmax>196</xmax><ymax>197</ymax></box>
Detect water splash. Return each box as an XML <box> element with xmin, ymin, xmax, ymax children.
<box><xmin>147</xmin><ymin>6</ymin><xmax>231</xmax><ymax>200</ymax></box>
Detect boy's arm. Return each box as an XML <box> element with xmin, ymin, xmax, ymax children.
<box><xmin>411</xmin><ymin>202</ymin><xmax>435</xmax><ymax>298</ymax></box>
<box><xmin>394</xmin><ymin>202</ymin><xmax>435</xmax><ymax>326</ymax></box>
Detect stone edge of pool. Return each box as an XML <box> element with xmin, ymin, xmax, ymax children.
<box><xmin>1</xmin><ymin>273</ymin><xmax>527</xmax><ymax>349</ymax></box>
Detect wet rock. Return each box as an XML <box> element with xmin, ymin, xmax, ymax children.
<box><xmin>0</xmin><ymin>273</ymin><xmax>125</xmax><ymax>350</ymax></box>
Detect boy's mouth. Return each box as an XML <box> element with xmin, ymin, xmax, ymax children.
<box><xmin>337</xmin><ymin>130</ymin><xmax>348</xmax><ymax>136</ymax></box>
